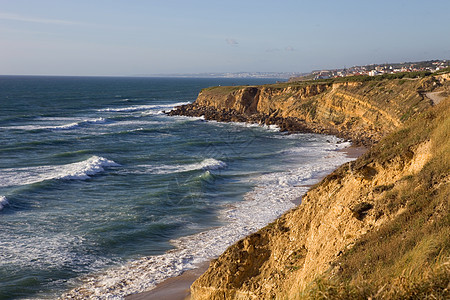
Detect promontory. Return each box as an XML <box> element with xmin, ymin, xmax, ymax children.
<box><xmin>169</xmin><ymin>70</ymin><xmax>450</xmax><ymax>299</ymax></box>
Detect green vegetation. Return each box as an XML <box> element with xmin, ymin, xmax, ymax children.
<box><xmin>202</xmin><ymin>69</ymin><xmax>449</xmax><ymax>96</ymax></box>
<box><xmin>297</xmin><ymin>98</ymin><xmax>450</xmax><ymax>299</ymax></box>
<box><xmin>435</xmin><ymin>66</ymin><xmax>450</xmax><ymax>75</ymax></box>
<box><xmin>200</xmin><ymin>85</ymin><xmax>248</xmax><ymax>95</ymax></box>
<box><xmin>311</xmin><ymin>70</ymin><xmax>434</xmax><ymax>84</ymax></box>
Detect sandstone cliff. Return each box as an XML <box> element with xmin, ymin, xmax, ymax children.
<box><xmin>187</xmin><ymin>74</ymin><xmax>450</xmax><ymax>299</ymax></box>
<box><xmin>169</xmin><ymin>75</ymin><xmax>447</xmax><ymax>146</ymax></box>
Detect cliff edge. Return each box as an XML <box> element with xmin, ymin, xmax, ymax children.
<box><xmin>169</xmin><ymin>75</ymin><xmax>448</xmax><ymax>146</ymax></box>
<box><xmin>184</xmin><ymin>74</ymin><xmax>450</xmax><ymax>299</ymax></box>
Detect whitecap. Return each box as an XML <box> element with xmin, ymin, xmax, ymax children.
<box><xmin>0</xmin><ymin>156</ymin><xmax>120</xmax><ymax>188</ymax></box>
<box><xmin>49</xmin><ymin>118</ymin><xmax>107</xmax><ymax>130</ymax></box>
<box><xmin>133</xmin><ymin>158</ymin><xmax>227</xmax><ymax>175</ymax></box>
<box><xmin>0</xmin><ymin>118</ymin><xmax>108</xmax><ymax>131</ymax></box>
<box><xmin>205</xmin><ymin>119</ymin><xmax>280</xmax><ymax>132</ymax></box>
<box><xmin>52</xmin><ymin>122</ymin><xmax>80</xmax><ymax>130</ymax></box>
<box><xmin>98</xmin><ymin>102</ymin><xmax>191</xmax><ymax>113</ymax></box>
<box><xmin>0</xmin><ymin>196</ymin><xmax>8</xmax><ymax>211</ymax></box>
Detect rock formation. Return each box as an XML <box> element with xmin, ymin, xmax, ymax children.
<box><xmin>169</xmin><ymin>76</ymin><xmax>444</xmax><ymax>146</ymax></box>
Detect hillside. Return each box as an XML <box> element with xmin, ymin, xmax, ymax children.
<box><xmin>170</xmin><ymin>73</ymin><xmax>449</xmax><ymax>299</ymax></box>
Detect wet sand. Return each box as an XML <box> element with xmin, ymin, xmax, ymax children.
<box><xmin>125</xmin><ymin>145</ymin><xmax>367</xmax><ymax>300</ymax></box>
<box><xmin>339</xmin><ymin>144</ymin><xmax>367</xmax><ymax>159</ymax></box>
<box><xmin>125</xmin><ymin>263</ymin><xmax>209</xmax><ymax>300</ymax></box>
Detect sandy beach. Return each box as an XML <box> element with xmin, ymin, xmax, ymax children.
<box><xmin>125</xmin><ymin>263</ymin><xmax>209</xmax><ymax>300</ymax></box>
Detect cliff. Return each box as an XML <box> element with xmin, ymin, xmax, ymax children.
<box><xmin>169</xmin><ymin>75</ymin><xmax>448</xmax><ymax>146</ymax></box>
<box><xmin>183</xmin><ymin>74</ymin><xmax>450</xmax><ymax>299</ymax></box>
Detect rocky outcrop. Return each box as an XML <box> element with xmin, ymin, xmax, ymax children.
<box><xmin>186</xmin><ymin>75</ymin><xmax>450</xmax><ymax>299</ymax></box>
<box><xmin>169</xmin><ymin>77</ymin><xmax>444</xmax><ymax>146</ymax></box>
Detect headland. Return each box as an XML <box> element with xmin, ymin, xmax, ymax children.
<box><xmin>166</xmin><ymin>71</ymin><xmax>450</xmax><ymax>299</ymax></box>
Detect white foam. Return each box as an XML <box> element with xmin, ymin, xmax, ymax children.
<box><xmin>0</xmin><ymin>118</ymin><xmax>108</xmax><ymax>131</ymax></box>
<box><xmin>206</xmin><ymin>119</ymin><xmax>280</xmax><ymax>132</ymax></box>
<box><xmin>279</xmin><ymin>139</ymin><xmax>351</xmax><ymax>157</ymax></box>
<box><xmin>134</xmin><ymin>158</ymin><xmax>227</xmax><ymax>175</ymax></box>
<box><xmin>60</xmin><ymin>145</ymin><xmax>355</xmax><ymax>299</ymax></box>
<box><xmin>98</xmin><ymin>102</ymin><xmax>190</xmax><ymax>113</ymax></box>
<box><xmin>0</xmin><ymin>196</ymin><xmax>8</xmax><ymax>210</ymax></box>
<box><xmin>0</xmin><ymin>156</ymin><xmax>120</xmax><ymax>188</ymax></box>
<box><xmin>52</xmin><ymin>122</ymin><xmax>81</xmax><ymax>130</ymax></box>
<box><xmin>0</xmin><ymin>231</ymin><xmax>113</xmax><ymax>275</ymax></box>
<box><xmin>49</xmin><ymin>117</ymin><xmax>107</xmax><ymax>130</ymax></box>
<box><xmin>230</xmin><ymin>121</ymin><xmax>280</xmax><ymax>131</ymax></box>
<box><xmin>170</xmin><ymin>115</ymin><xmax>206</xmax><ymax>122</ymax></box>
<box><xmin>103</xmin><ymin>120</ymin><xmax>161</xmax><ymax>127</ymax></box>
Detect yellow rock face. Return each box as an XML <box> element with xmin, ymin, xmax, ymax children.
<box><xmin>194</xmin><ymin>77</ymin><xmax>439</xmax><ymax>145</ymax></box>
<box><xmin>190</xmin><ymin>75</ymin><xmax>450</xmax><ymax>300</ymax></box>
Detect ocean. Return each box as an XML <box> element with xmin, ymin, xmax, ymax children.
<box><xmin>0</xmin><ymin>76</ymin><xmax>353</xmax><ymax>299</ymax></box>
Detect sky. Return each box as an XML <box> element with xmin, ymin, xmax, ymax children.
<box><xmin>1</xmin><ymin>0</ymin><xmax>450</xmax><ymax>76</ymax></box>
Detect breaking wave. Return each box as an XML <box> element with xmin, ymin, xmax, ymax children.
<box><xmin>133</xmin><ymin>158</ymin><xmax>227</xmax><ymax>175</ymax></box>
<box><xmin>0</xmin><ymin>156</ymin><xmax>120</xmax><ymax>188</ymax></box>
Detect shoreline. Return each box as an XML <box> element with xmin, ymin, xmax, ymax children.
<box><xmin>125</xmin><ymin>144</ymin><xmax>367</xmax><ymax>300</ymax></box>
<box><xmin>125</xmin><ymin>263</ymin><xmax>209</xmax><ymax>300</ymax></box>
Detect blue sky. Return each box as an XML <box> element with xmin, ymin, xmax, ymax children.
<box><xmin>1</xmin><ymin>0</ymin><xmax>449</xmax><ymax>76</ymax></box>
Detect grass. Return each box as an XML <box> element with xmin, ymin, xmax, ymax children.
<box><xmin>300</xmin><ymin>257</ymin><xmax>449</xmax><ymax>300</ymax></box>
<box><xmin>296</xmin><ymin>97</ymin><xmax>450</xmax><ymax>299</ymax></box>
<box><xmin>200</xmin><ymin>85</ymin><xmax>248</xmax><ymax>95</ymax></box>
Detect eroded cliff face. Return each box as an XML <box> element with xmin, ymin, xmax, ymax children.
<box><xmin>188</xmin><ymin>75</ymin><xmax>450</xmax><ymax>299</ymax></box>
<box><xmin>190</xmin><ymin>142</ymin><xmax>433</xmax><ymax>299</ymax></box>
<box><xmin>170</xmin><ymin>76</ymin><xmax>446</xmax><ymax>145</ymax></box>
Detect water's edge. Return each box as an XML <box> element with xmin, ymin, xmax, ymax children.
<box><xmin>124</xmin><ymin>145</ymin><xmax>367</xmax><ymax>300</ymax></box>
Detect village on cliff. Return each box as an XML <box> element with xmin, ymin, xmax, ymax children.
<box><xmin>310</xmin><ymin>59</ymin><xmax>449</xmax><ymax>80</ymax></box>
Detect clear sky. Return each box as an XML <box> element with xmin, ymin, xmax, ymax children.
<box><xmin>1</xmin><ymin>0</ymin><xmax>449</xmax><ymax>76</ymax></box>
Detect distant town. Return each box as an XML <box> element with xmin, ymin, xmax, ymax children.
<box><xmin>303</xmin><ymin>60</ymin><xmax>449</xmax><ymax>81</ymax></box>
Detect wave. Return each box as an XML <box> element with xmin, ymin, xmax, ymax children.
<box><xmin>133</xmin><ymin>158</ymin><xmax>227</xmax><ymax>175</ymax></box>
<box><xmin>47</xmin><ymin>117</ymin><xmax>108</xmax><ymax>131</ymax></box>
<box><xmin>278</xmin><ymin>138</ymin><xmax>352</xmax><ymax>157</ymax></box>
<box><xmin>0</xmin><ymin>156</ymin><xmax>120</xmax><ymax>188</ymax></box>
<box><xmin>0</xmin><ymin>196</ymin><xmax>8</xmax><ymax>211</ymax></box>
<box><xmin>103</xmin><ymin>120</ymin><xmax>162</xmax><ymax>127</ymax></box>
<box><xmin>206</xmin><ymin>119</ymin><xmax>280</xmax><ymax>132</ymax></box>
<box><xmin>229</xmin><ymin>121</ymin><xmax>280</xmax><ymax>131</ymax></box>
<box><xmin>1</xmin><ymin>118</ymin><xmax>107</xmax><ymax>131</ymax></box>
<box><xmin>60</xmin><ymin>146</ymin><xmax>355</xmax><ymax>299</ymax></box>
<box><xmin>98</xmin><ymin>102</ymin><xmax>191</xmax><ymax>113</ymax></box>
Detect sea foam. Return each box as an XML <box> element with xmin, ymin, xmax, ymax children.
<box><xmin>134</xmin><ymin>158</ymin><xmax>227</xmax><ymax>175</ymax></box>
<box><xmin>0</xmin><ymin>196</ymin><xmax>8</xmax><ymax>211</ymax></box>
<box><xmin>0</xmin><ymin>156</ymin><xmax>120</xmax><ymax>188</ymax></box>
<box><xmin>0</xmin><ymin>118</ymin><xmax>107</xmax><ymax>131</ymax></box>
<box><xmin>60</xmin><ymin>143</ymin><xmax>354</xmax><ymax>299</ymax></box>
<box><xmin>98</xmin><ymin>102</ymin><xmax>190</xmax><ymax>113</ymax></box>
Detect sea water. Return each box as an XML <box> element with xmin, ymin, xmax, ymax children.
<box><xmin>0</xmin><ymin>76</ymin><xmax>353</xmax><ymax>299</ymax></box>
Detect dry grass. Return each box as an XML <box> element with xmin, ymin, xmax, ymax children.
<box><xmin>296</xmin><ymin>98</ymin><xmax>450</xmax><ymax>299</ymax></box>
<box><xmin>299</xmin><ymin>257</ymin><xmax>449</xmax><ymax>300</ymax></box>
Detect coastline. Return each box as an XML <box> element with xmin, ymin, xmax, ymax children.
<box><xmin>125</xmin><ymin>144</ymin><xmax>367</xmax><ymax>300</ymax></box>
<box><xmin>125</xmin><ymin>263</ymin><xmax>209</xmax><ymax>300</ymax></box>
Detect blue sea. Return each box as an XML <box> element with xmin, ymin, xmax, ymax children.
<box><xmin>0</xmin><ymin>76</ymin><xmax>353</xmax><ymax>299</ymax></box>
